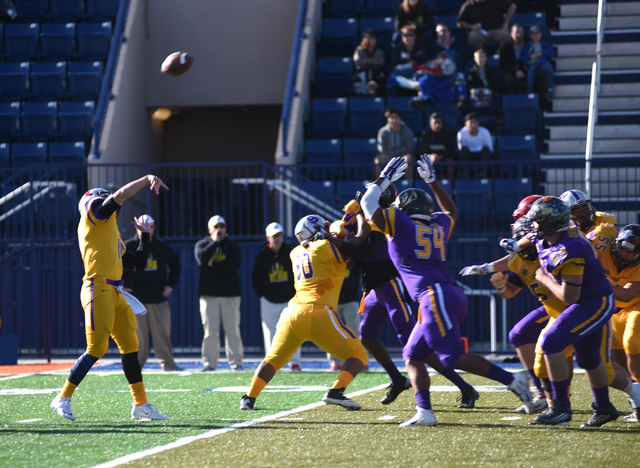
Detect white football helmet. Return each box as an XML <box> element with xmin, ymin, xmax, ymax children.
<box><xmin>559</xmin><ymin>189</ymin><xmax>596</xmax><ymax>231</ymax></box>
<box><xmin>295</xmin><ymin>214</ymin><xmax>328</xmax><ymax>246</ymax></box>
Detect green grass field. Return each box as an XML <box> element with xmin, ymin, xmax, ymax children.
<box><xmin>1</xmin><ymin>364</ymin><xmax>639</xmax><ymax>468</ymax></box>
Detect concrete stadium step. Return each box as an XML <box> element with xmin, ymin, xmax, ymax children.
<box><xmin>555</xmin><ymin>55</ymin><xmax>640</xmax><ymax>71</ymax></box>
<box><xmin>552</xmin><ymin>96</ymin><xmax>640</xmax><ymax>112</ymax></box>
<box><xmin>560</xmin><ymin>2</ymin><xmax>640</xmax><ymax>17</ymax></box>
<box><xmin>559</xmin><ymin>14</ymin><xmax>640</xmax><ymax>30</ymax></box>
<box><xmin>551</xmin><ymin>29</ymin><xmax>640</xmax><ymax>44</ymax></box>
<box><xmin>548</xmin><ymin>124</ymin><xmax>640</xmax><ymax>139</ymax></box>
<box><xmin>543</xmin><ymin>110</ymin><xmax>640</xmax><ymax>126</ymax></box>
<box><xmin>557</xmin><ymin>42</ymin><xmax>638</xmax><ymax>57</ymax></box>
<box><xmin>554</xmin><ymin>82</ymin><xmax>640</xmax><ymax>97</ymax></box>
<box><xmin>546</xmin><ymin>138</ymin><xmax>640</xmax><ymax>153</ymax></box>
<box><xmin>554</xmin><ymin>69</ymin><xmax>640</xmax><ymax>85</ymax></box>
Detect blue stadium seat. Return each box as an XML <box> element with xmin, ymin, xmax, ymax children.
<box><xmin>502</xmin><ymin>94</ymin><xmax>540</xmax><ymax>135</ymax></box>
<box><xmin>453</xmin><ymin>178</ymin><xmax>492</xmax><ymax>221</ymax></box>
<box><xmin>497</xmin><ymin>134</ymin><xmax>538</xmax><ymax>161</ymax></box>
<box><xmin>76</xmin><ymin>22</ymin><xmax>112</xmax><ymax>60</ymax></box>
<box><xmin>67</xmin><ymin>61</ymin><xmax>104</xmax><ymax>100</ymax></box>
<box><xmin>494</xmin><ymin>177</ymin><xmax>533</xmax><ymax>220</ymax></box>
<box><xmin>41</xmin><ymin>23</ymin><xmax>76</xmax><ymax>60</ymax></box>
<box><xmin>343</xmin><ymin>137</ymin><xmax>378</xmax><ymax>179</ymax></box>
<box><xmin>349</xmin><ymin>97</ymin><xmax>385</xmax><ymax>138</ymax></box>
<box><xmin>305</xmin><ymin>138</ymin><xmax>342</xmax><ymax>165</ymax></box>
<box><xmin>319</xmin><ymin>18</ymin><xmax>359</xmax><ymax>57</ymax></box>
<box><xmin>48</xmin><ymin>141</ymin><xmax>86</xmax><ymax>164</ymax></box>
<box><xmin>50</xmin><ymin>0</ymin><xmax>86</xmax><ymax>21</ymax></box>
<box><xmin>0</xmin><ymin>143</ymin><xmax>9</xmax><ymax>168</ymax></box>
<box><xmin>0</xmin><ymin>102</ymin><xmax>20</xmax><ymax>142</ymax></box>
<box><xmin>387</xmin><ymin>96</ymin><xmax>425</xmax><ymax>134</ymax></box>
<box><xmin>13</xmin><ymin>0</ymin><xmax>48</xmax><ymax>21</ymax></box>
<box><xmin>365</xmin><ymin>0</ymin><xmax>399</xmax><ymax>18</ymax></box>
<box><xmin>21</xmin><ymin>102</ymin><xmax>58</xmax><ymax>141</ymax></box>
<box><xmin>423</xmin><ymin>103</ymin><xmax>458</xmax><ymax>133</ymax></box>
<box><xmin>39</xmin><ymin>183</ymin><xmax>80</xmax><ymax>236</ymax></box>
<box><xmin>336</xmin><ymin>180</ymin><xmax>369</xmax><ymax>207</ymax></box>
<box><xmin>0</xmin><ymin>62</ymin><xmax>30</xmax><ymax>102</ymax></box>
<box><xmin>10</xmin><ymin>142</ymin><xmax>47</xmax><ymax>167</ymax></box>
<box><xmin>4</xmin><ymin>23</ymin><xmax>40</xmax><ymax>61</ymax></box>
<box><xmin>0</xmin><ymin>23</ymin><xmax>4</xmax><ymax>56</ymax></box>
<box><xmin>316</xmin><ymin>57</ymin><xmax>353</xmax><ymax>97</ymax></box>
<box><xmin>435</xmin><ymin>0</ymin><xmax>466</xmax><ymax>16</ymax></box>
<box><xmin>31</xmin><ymin>62</ymin><xmax>67</xmax><ymax>101</ymax></box>
<box><xmin>359</xmin><ymin>17</ymin><xmax>394</xmax><ymax>54</ymax></box>
<box><xmin>310</xmin><ymin>97</ymin><xmax>348</xmax><ymax>138</ymax></box>
<box><xmin>326</xmin><ymin>0</ymin><xmax>363</xmax><ymax>18</ymax></box>
<box><xmin>86</xmin><ymin>0</ymin><xmax>119</xmax><ymax>20</ymax></box>
<box><xmin>58</xmin><ymin>101</ymin><xmax>94</xmax><ymax>140</ymax></box>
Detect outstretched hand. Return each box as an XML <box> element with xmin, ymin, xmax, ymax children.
<box><xmin>379</xmin><ymin>157</ymin><xmax>408</xmax><ymax>182</ymax></box>
<box><xmin>459</xmin><ymin>263</ymin><xmax>493</xmax><ymax>276</ymax></box>
<box><xmin>132</xmin><ymin>216</ymin><xmax>154</xmax><ymax>233</ymax></box>
<box><xmin>417</xmin><ymin>154</ymin><xmax>436</xmax><ymax>183</ymax></box>
<box><xmin>147</xmin><ymin>175</ymin><xmax>169</xmax><ymax>194</ymax></box>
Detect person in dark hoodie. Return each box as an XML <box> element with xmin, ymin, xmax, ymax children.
<box><xmin>251</xmin><ymin>222</ymin><xmax>301</xmax><ymax>372</ymax></box>
<box><xmin>195</xmin><ymin>215</ymin><xmax>243</xmax><ymax>372</ymax></box>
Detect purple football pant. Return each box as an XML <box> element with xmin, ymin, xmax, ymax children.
<box><xmin>509</xmin><ymin>305</ymin><xmax>550</xmax><ymax>348</ymax></box>
<box><xmin>359</xmin><ymin>278</ymin><xmax>415</xmax><ymax>346</ymax></box>
<box><xmin>403</xmin><ymin>283</ymin><xmax>468</xmax><ymax>368</ymax></box>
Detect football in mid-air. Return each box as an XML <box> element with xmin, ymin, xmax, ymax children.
<box><xmin>160</xmin><ymin>52</ymin><xmax>194</xmax><ymax>76</ymax></box>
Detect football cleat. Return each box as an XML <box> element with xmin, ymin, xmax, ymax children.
<box><xmin>290</xmin><ymin>364</ymin><xmax>302</xmax><ymax>372</ymax></box>
<box><xmin>322</xmin><ymin>387</ymin><xmax>361</xmax><ymax>410</ymax></box>
<box><xmin>516</xmin><ymin>390</ymin><xmax>547</xmax><ymax>413</ymax></box>
<box><xmin>506</xmin><ymin>370</ymin><xmax>533</xmax><ymax>414</ymax></box>
<box><xmin>240</xmin><ymin>395</ymin><xmax>257</xmax><ymax>410</ymax></box>
<box><xmin>381</xmin><ymin>378</ymin><xmax>412</xmax><ymax>405</ymax></box>
<box><xmin>580</xmin><ymin>403</ymin><xmax>619</xmax><ymax>428</ymax></box>
<box><xmin>329</xmin><ymin>364</ymin><xmax>342</xmax><ymax>372</ymax></box>
<box><xmin>529</xmin><ymin>400</ymin><xmax>571</xmax><ymax>426</ymax></box>
<box><xmin>131</xmin><ymin>402</ymin><xmax>167</xmax><ymax>420</ymax></box>
<box><xmin>625</xmin><ymin>381</ymin><xmax>640</xmax><ymax>409</ymax></box>
<box><xmin>51</xmin><ymin>394</ymin><xmax>75</xmax><ymax>421</ymax></box>
<box><xmin>624</xmin><ymin>409</ymin><xmax>640</xmax><ymax>423</ymax></box>
<box><xmin>399</xmin><ymin>407</ymin><xmax>437</xmax><ymax>427</ymax></box>
<box><xmin>457</xmin><ymin>387</ymin><xmax>480</xmax><ymax>409</ymax></box>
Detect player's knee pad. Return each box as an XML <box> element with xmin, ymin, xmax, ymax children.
<box><xmin>625</xmin><ymin>336</ymin><xmax>640</xmax><ymax>355</ymax></box>
<box><xmin>113</xmin><ymin>330</ymin><xmax>139</xmax><ymax>355</ymax></box>
<box><xmin>86</xmin><ymin>333</ymin><xmax>110</xmax><ymax>358</ymax></box>
<box><xmin>533</xmin><ymin>352</ymin><xmax>548</xmax><ymax>380</ymax></box>
<box><xmin>349</xmin><ymin>346</ymin><xmax>369</xmax><ymax>367</ymax></box>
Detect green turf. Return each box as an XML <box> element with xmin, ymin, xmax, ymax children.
<box><xmin>1</xmin><ymin>370</ymin><xmax>639</xmax><ymax>468</ymax></box>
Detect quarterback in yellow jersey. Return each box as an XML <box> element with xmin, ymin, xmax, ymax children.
<box><xmin>51</xmin><ymin>175</ymin><xmax>169</xmax><ymax>422</ymax></box>
<box><xmin>588</xmin><ymin>223</ymin><xmax>640</xmax><ymax>422</ymax></box>
<box><xmin>560</xmin><ymin>189</ymin><xmax>616</xmax><ymax>234</ymax></box>
<box><xmin>241</xmin><ymin>215</ymin><xmax>368</xmax><ymax>411</ymax></box>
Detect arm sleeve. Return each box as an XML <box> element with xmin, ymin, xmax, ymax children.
<box><xmin>166</xmin><ymin>244</ymin><xmax>181</xmax><ymax>288</ymax></box>
<box><xmin>95</xmin><ymin>195</ymin><xmax>121</xmax><ymax>219</ymax></box>
<box><xmin>122</xmin><ymin>232</ymin><xmax>150</xmax><ymax>271</ymax></box>
<box><xmin>194</xmin><ymin>238</ymin><xmax>216</xmax><ymax>265</ymax></box>
<box><xmin>543</xmin><ymin>42</ymin><xmax>555</xmax><ymax>59</ymax></box>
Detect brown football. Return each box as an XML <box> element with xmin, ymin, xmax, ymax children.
<box><xmin>160</xmin><ymin>52</ymin><xmax>194</xmax><ymax>76</ymax></box>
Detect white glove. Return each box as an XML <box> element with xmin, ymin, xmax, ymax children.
<box><xmin>459</xmin><ymin>263</ymin><xmax>495</xmax><ymax>276</ymax></box>
<box><xmin>417</xmin><ymin>154</ymin><xmax>436</xmax><ymax>183</ymax></box>
<box><xmin>500</xmin><ymin>238</ymin><xmax>522</xmax><ymax>254</ymax></box>
<box><xmin>490</xmin><ymin>272</ymin><xmax>509</xmax><ymax>294</ymax></box>
<box><xmin>379</xmin><ymin>157</ymin><xmax>408</xmax><ymax>183</ymax></box>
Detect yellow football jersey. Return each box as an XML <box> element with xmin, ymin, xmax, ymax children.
<box><xmin>508</xmin><ymin>255</ymin><xmax>566</xmax><ymax>318</ymax></box>
<box><xmin>588</xmin><ymin>224</ymin><xmax>640</xmax><ymax>309</ymax></box>
<box><xmin>289</xmin><ymin>239</ymin><xmax>347</xmax><ymax>311</ymax></box>
<box><xmin>78</xmin><ymin>199</ymin><xmax>125</xmax><ymax>282</ymax></box>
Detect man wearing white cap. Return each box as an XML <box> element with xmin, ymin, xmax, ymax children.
<box><xmin>195</xmin><ymin>215</ymin><xmax>244</xmax><ymax>371</ymax></box>
<box><xmin>123</xmin><ymin>215</ymin><xmax>182</xmax><ymax>372</ymax></box>
<box><xmin>251</xmin><ymin>222</ymin><xmax>302</xmax><ymax>372</ymax></box>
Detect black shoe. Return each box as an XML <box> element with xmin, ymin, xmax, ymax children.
<box><xmin>457</xmin><ymin>387</ymin><xmax>480</xmax><ymax>408</ymax></box>
<box><xmin>381</xmin><ymin>378</ymin><xmax>412</xmax><ymax>405</ymax></box>
<box><xmin>240</xmin><ymin>394</ymin><xmax>257</xmax><ymax>410</ymax></box>
<box><xmin>529</xmin><ymin>400</ymin><xmax>572</xmax><ymax>425</ymax></box>
<box><xmin>580</xmin><ymin>403</ymin><xmax>619</xmax><ymax>427</ymax></box>
<box><xmin>323</xmin><ymin>387</ymin><xmax>361</xmax><ymax>410</ymax></box>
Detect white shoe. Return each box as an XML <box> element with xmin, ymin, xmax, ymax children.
<box><xmin>516</xmin><ymin>390</ymin><xmax>547</xmax><ymax>413</ymax></box>
<box><xmin>506</xmin><ymin>371</ymin><xmax>533</xmax><ymax>414</ymax></box>
<box><xmin>131</xmin><ymin>402</ymin><xmax>167</xmax><ymax>420</ymax></box>
<box><xmin>399</xmin><ymin>407</ymin><xmax>437</xmax><ymax>427</ymax></box>
<box><xmin>624</xmin><ymin>410</ymin><xmax>640</xmax><ymax>422</ymax></box>
<box><xmin>51</xmin><ymin>394</ymin><xmax>75</xmax><ymax>421</ymax></box>
<box><xmin>322</xmin><ymin>387</ymin><xmax>361</xmax><ymax>410</ymax></box>
<box><xmin>625</xmin><ymin>381</ymin><xmax>640</xmax><ymax>409</ymax></box>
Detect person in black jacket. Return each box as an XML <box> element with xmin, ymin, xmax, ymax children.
<box><xmin>195</xmin><ymin>215</ymin><xmax>243</xmax><ymax>372</ymax></box>
<box><xmin>123</xmin><ymin>215</ymin><xmax>182</xmax><ymax>372</ymax></box>
<box><xmin>251</xmin><ymin>222</ymin><xmax>301</xmax><ymax>372</ymax></box>
<box><xmin>499</xmin><ymin>23</ymin><xmax>527</xmax><ymax>94</ymax></box>
<box><xmin>420</xmin><ymin>112</ymin><xmax>458</xmax><ymax>180</ymax></box>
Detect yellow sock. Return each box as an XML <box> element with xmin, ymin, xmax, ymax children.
<box><xmin>60</xmin><ymin>380</ymin><xmax>77</xmax><ymax>398</ymax></box>
<box><xmin>248</xmin><ymin>376</ymin><xmax>267</xmax><ymax>399</ymax></box>
<box><xmin>129</xmin><ymin>382</ymin><xmax>147</xmax><ymax>407</ymax></box>
<box><xmin>332</xmin><ymin>370</ymin><xmax>355</xmax><ymax>390</ymax></box>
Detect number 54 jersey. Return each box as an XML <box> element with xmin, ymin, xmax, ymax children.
<box><xmin>289</xmin><ymin>239</ymin><xmax>347</xmax><ymax>312</ymax></box>
<box><xmin>380</xmin><ymin>208</ymin><xmax>455</xmax><ymax>302</ymax></box>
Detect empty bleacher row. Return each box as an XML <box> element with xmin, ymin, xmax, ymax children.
<box><xmin>5</xmin><ymin>0</ymin><xmax>119</xmax><ymax>23</ymax></box>
<box><xmin>0</xmin><ymin>140</ymin><xmax>86</xmax><ymax>168</ymax></box>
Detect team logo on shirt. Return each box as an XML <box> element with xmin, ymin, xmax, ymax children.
<box><xmin>146</xmin><ymin>254</ymin><xmax>158</xmax><ymax>271</ymax></box>
<box><xmin>550</xmin><ymin>247</ymin><xmax>567</xmax><ymax>267</ymax></box>
<box><xmin>520</xmin><ymin>266</ymin><xmax>530</xmax><ymax>278</ymax></box>
<box><xmin>269</xmin><ymin>262</ymin><xmax>289</xmax><ymax>283</ymax></box>
<box><xmin>210</xmin><ymin>248</ymin><xmax>226</xmax><ymax>263</ymax></box>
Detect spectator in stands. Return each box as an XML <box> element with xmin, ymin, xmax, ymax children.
<box><xmin>375</xmin><ymin>108</ymin><xmax>416</xmax><ymax>179</ymax></box>
<box><xmin>465</xmin><ymin>48</ymin><xmax>499</xmax><ymax>114</ymax></box>
<box><xmin>420</xmin><ymin>112</ymin><xmax>458</xmax><ymax>180</ymax></box>
<box><xmin>387</xmin><ymin>24</ymin><xmax>430</xmax><ymax>96</ymax></box>
<box><xmin>457</xmin><ymin>112</ymin><xmax>493</xmax><ymax>178</ymax></box>
<box><xmin>499</xmin><ymin>23</ymin><xmax>527</xmax><ymax>94</ymax></box>
<box><xmin>395</xmin><ymin>0</ymin><xmax>433</xmax><ymax>47</ymax></box>
<box><xmin>353</xmin><ymin>30</ymin><xmax>386</xmax><ymax>98</ymax></box>
<box><xmin>457</xmin><ymin>0</ymin><xmax>517</xmax><ymax>50</ymax></box>
<box><xmin>521</xmin><ymin>25</ymin><xmax>555</xmax><ymax>111</ymax></box>
<box><xmin>428</xmin><ymin>23</ymin><xmax>473</xmax><ymax>60</ymax></box>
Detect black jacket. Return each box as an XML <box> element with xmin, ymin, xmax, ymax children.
<box><xmin>194</xmin><ymin>235</ymin><xmax>242</xmax><ymax>297</ymax></box>
<box><xmin>420</xmin><ymin>128</ymin><xmax>458</xmax><ymax>161</ymax></box>
<box><xmin>251</xmin><ymin>241</ymin><xmax>295</xmax><ymax>304</ymax></box>
<box><xmin>123</xmin><ymin>236</ymin><xmax>181</xmax><ymax>304</ymax></box>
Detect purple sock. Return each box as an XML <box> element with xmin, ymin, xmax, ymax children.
<box><xmin>440</xmin><ymin>367</ymin><xmax>472</xmax><ymax>391</ymax></box>
<box><xmin>382</xmin><ymin>361</ymin><xmax>405</xmax><ymax>385</ymax></box>
<box><xmin>591</xmin><ymin>385</ymin><xmax>611</xmax><ymax>409</ymax></box>
<box><xmin>527</xmin><ymin>369</ymin><xmax>542</xmax><ymax>391</ymax></box>
<box><xmin>415</xmin><ymin>388</ymin><xmax>432</xmax><ymax>410</ymax></box>
<box><xmin>486</xmin><ymin>364</ymin><xmax>513</xmax><ymax>386</ymax></box>
<box><xmin>550</xmin><ymin>378</ymin><xmax>570</xmax><ymax>406</ymax></box>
